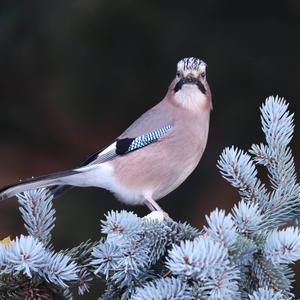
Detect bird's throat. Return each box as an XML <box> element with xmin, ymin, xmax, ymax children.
<box><xmin>174</xmin><ymin>85</ymin><xmax>207</xmax><ymax>111</ymax></box>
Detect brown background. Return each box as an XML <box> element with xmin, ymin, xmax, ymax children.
<box><xmin>0</xmin><ymin>1</ymin><xmax>300</xmax><ymax>298</ymax></box>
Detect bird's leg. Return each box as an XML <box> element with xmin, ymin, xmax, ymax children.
<box><xmin>145</xmin><ymin>199</ymin><xmax>157</xmax><ymax>211</ymax></box>
<box><xmin>144</xmin><ymin>196</ymin><xmax>173</xmax><ymax>222</ymax></box>
<box><xmin>145</xmin><ymin>197</ymin><xmax>163</xmax><ymax>212</ymax></box>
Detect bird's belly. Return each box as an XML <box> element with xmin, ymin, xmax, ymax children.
<box><xmin>109</xmin><ymin>142</ymin><xmax>202</xmax><ymax>204</ymax></box>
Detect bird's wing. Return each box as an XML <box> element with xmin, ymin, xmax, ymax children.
<box><xmin>80</xmin><ymin>124</ymin><xmax>173</xmax><ymax>167</ymax></box>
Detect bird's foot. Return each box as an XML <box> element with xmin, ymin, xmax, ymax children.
<box><xmin>144</xmin><ymin>198</ymin><xmax>174</xmax><ymax>222</ymax></box>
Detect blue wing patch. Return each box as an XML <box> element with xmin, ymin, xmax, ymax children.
<box><xmin>128</xmin><ymin>125</ymin><xmax>172</xmax><ymax>151</ymax></box>
<box><xmin>116</xmin><ymin>125</ymin><xmax>173</xmax><ymax>155</ymax></box>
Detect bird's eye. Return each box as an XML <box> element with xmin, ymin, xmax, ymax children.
<box><xmin>201</xmin><ymin>72</ymin><xmax>206</xmax><ymax>79</ymax></box>
<box><xmin>176</xmin><ymin>71</ymin><xmax>181</xmax><ymax>77</ymax></box>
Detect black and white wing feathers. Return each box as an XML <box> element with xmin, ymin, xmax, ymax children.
<box><xmin>81</xmin><ymin>124</ymin><xmax>173</xmax><ymax>167</ymax></box>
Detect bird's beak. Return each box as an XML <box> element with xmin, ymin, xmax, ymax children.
<box><xmin>184</xmin><ymin>73</ymin><xmax>199</xmax><ymax>84</ymax></box>
<box><xmin>174</xmin><ymin>73</ymin><xmax>206</xmax><ymax>94</ymax></box>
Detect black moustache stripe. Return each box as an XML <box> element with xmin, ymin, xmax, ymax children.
<box><xmin>174</xmin><ymin>80</ymin><xmax>184</xmax><ymax>92</ymax></box>
<box><xmin>174</xmin><ymin>79</ymin><xmax>206</xmax><ymax>94</ymax></box>
<box><xmin>196</xmin><ymin>81</ymin><xmax>206</xmax><ymax>94</ymax></box>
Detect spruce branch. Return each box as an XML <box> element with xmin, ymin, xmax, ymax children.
<box><xmin>232</xmin><ymin>200</ymin><xmax>264</xmax><ymax>234</ymax></box>
<box><xmin>41</xmin><ymin>251</ymin><xmax>78</xmax><ymax>288</ymax></box>
<box><xmin>130</xmin><ymin>277</ymin><xmax>191</xmax><ymax>300</ymax></box>
<box><xmin>249</xmin><ymin>287</ymin><xmax>291</xmax><ymax>300</ymax></box>
<box><xmin>264</xmin><ymin>227</ymin><xmax>300</xmax><ymax>264</ymax></box>
<box><xmin>217</xmin><ymin>147</ymin><xmax>268</xmax><ymax>203</ymax></box>
<box><xmin>260</xmin><ymin>96</ymin><xmax>294</xmax><ymax>149</ymax></box>
<box><xmin>17</xmin><ymin>188</ymin><xmax>55</xmax><ymax>246</ymax></box>
<box><xmin>204</xmin><ymin>208</ymin><xmax>237</xmax><ymax>249</ymax></box>
<box><xmin>166</xmin><ymin>236</ymin><xmax>229</xmax><ymax>280</ymax></box>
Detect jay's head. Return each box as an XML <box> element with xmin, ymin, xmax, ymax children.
<box><xmin>171</xmin><ymin>57</ymin><xmax>212</xmax><ymax>111</ymax></box>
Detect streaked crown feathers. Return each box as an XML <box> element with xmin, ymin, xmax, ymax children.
<box><xmin>177</xmin><ymin>57</ymin><xmax>206</xmax><ymax>73</ymax></box>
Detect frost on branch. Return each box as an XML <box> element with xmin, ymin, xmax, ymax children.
<box><xmin>1</xmin><ymin>95</ymin><xmax>300</xmax><ymax>299</ymax></box>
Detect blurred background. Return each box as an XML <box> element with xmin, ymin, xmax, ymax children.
<box><xmin>0</xmin><ymin>0</ymin><xmax>300</xmax><ymax>298</ymax></box>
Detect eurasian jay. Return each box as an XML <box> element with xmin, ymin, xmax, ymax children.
<box><xmin>0</xmin><ymin>57</ymin><xmax>212</xmax><ymax>213</ymax></box>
